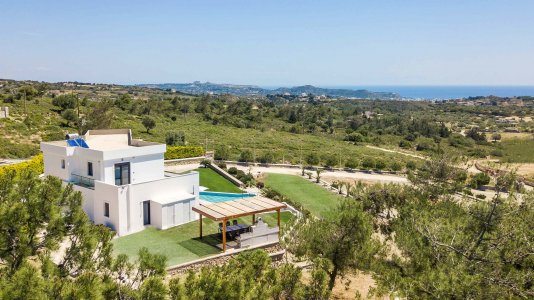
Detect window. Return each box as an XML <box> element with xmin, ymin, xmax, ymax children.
<box><xmin>104</xmin><ymin>202</ymin><xmax>110</xmax><ymax>217</ymax></box>
<box><xmin>114</xmin><ymin>162</ymin><xmax>130</xmax><ymax>185</ymax></box>
<box><xmin>87</xmin><ymin>162</ymin><xmax>93</xmax><ymax>176</ymax></box>
<box><xmin>61</xmin><ymin>159</ymin><xmax>65</xmax><ymax>169</ymax></box>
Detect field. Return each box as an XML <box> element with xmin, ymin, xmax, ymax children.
<box><xmin>195</xmin><ymin>167</ymin><xmax>243</xmax><ymax>193</ymax></box>
<box><xmin>117</xmin><ymin>114</ymin><xmax>414</xmax><ymax>167</ymax></box>
<box><xmin>1</xmin><ymin>96</ymin><xmax>415</xmax><ymax>169</ymax></box>
<box><xmin>499</xmin><ymin>139</ymin><xmax>534</xmax><ymax>163</ymax></box>
<box><xmin>264</xmin><ymin>173</ymin><xmax>342</xmax><ymax>217</ymax></box>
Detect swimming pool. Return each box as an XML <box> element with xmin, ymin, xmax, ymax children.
<box><xmin>199</xmin><ymin>191</ymin><xmax>256</xmax><ymax>203</ymax></box>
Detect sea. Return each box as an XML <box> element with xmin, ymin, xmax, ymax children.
<box><xmin>324</xmin><ymin>86</ymin><xmax>534</xmax><ymax>100</ymax></box>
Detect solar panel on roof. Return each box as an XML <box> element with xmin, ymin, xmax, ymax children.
<box><xmin>77</xmin><ymin>139</ymin><xmax>89</xmax><ymax>148</ymax></box>
<box><xmin>66</xmin><ymin>139</ymin><xmax>79</xmax><ymax>147</ymax></box>
<box><xmin>66</xmin><ymin>138</ymin><xmax>90</xmax><ymax>148</ymax></box>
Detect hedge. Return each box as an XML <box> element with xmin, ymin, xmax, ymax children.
<box><xmin>0</xmin><ymin>154</ymin><xmax>44</xmax><ymax>176</ymax></box>
<box><xmin>164</xmin><ymin>146</ymin><xmax>204</xmax><ymax>160</ymax></box>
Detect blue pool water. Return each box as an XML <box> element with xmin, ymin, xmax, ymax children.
<box><xmin>199</xmin><ymin>191</ymin><xmax>256</xmax><ymax>203</ymax></box>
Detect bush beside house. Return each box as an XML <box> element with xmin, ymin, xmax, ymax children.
<box><xmin>164</xmin><ymin>146</ymin><xmax>204</xmax><ymax>160</ymax></box>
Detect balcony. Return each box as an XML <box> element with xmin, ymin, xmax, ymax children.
<box><xmin>71</xmin><ymin>174</ymin><xmax>95</xmax><ymax>189</ymax></box>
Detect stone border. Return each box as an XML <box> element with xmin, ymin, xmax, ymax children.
<box><xmin>167</xmin><ymin>242</ymin><xmax>284</xmax><ymax>275</ymax></box>
<box><xmin>208</xmin><ymin>163</ymin><xmax>244</xmax><ymax>187</ymax></box>
<box><xmin>164</xmin><ymin>156</ymin><xmax>207</xmax><ymax>166</ymax></box>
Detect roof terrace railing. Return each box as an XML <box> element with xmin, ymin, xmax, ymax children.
<box><xmin>71</xmin><ymin>174</ymin><xmax>95</xmax><ymax>189</ymax></box>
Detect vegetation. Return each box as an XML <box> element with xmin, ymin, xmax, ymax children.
<box><xmin>163</xmin><ymin>146</ymin><xmax>204</xmax><ymax>160</ymax></box>
<box><xmin>2</xmin><ymin>79</ymin><xmax>534</xmax><ymax>298</ymax></box>
<box><xmin>0</xmin><ymin>169</ymin><xmax>168</xmax><ymax>298</ymax></box>
<box><xmin>0</xmin><ymin>154</ymin><xmax>43</xmax><ymax>176</ymax></box>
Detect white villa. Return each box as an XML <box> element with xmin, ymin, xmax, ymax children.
<box><xmin>40</xmin><ymin>129</ymin><xmax>199</xmax><ymax>237</ymax></box>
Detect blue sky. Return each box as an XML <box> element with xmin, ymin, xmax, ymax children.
<box><xmin>1</xmin><ymin>0</ymin><xmax>533</xmax><ymax>86</ymax></box>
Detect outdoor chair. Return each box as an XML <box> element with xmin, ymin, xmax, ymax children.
<box><xmin>232</xmin><ymin>220</ymin><xmax>238</xmax><ymax>226</ymax></box>
<box><xmin>218</xmin><ymin>223</ymin><xmax>223</xmax><ymax>233</ymax></box>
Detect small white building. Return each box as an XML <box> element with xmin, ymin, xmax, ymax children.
<box><xmin>40</xmin><ymin>129</ymin><xmax>199</xmax><ymax>236</ymax></box>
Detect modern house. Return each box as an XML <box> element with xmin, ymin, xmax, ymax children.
<box><xmin>40</xmin><ymin>129</ymin><xmax>199</xmax><ymax>236</ymax></box>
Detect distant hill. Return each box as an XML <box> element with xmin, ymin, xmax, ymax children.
<box><xmin>138</xmin><ymin>82</ymin><xmax>400</xmax><ymax>99</ymax></box>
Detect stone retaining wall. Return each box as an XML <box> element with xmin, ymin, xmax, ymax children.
<box><xmin>164</xmin><ymin>156</ymin><xmax>206</xmax><ymax>166</ymax></box>
<box><xmin>208</xmin><ymin>162</ymin><xmax>244</xmax><ymax>187</ymax></box>
<box><xmin>167</xmin><ymin>243</ymin><xmax>284</xmax><ymax>275</ymax></box>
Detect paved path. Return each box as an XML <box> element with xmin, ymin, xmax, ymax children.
<box><xmin>227</xmin><ymin>163</ymin><xmax>409</xmax><ymax>184</ymax></box>
<box><xmin>365</xmin><ymin>145</ymin><xmax>428</xmax><ymax>160</ymax></box>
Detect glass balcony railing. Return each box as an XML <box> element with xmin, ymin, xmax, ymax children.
<box><xmin>71</xmin><ymin>174</ymin><xmax>95</xmax><ymax>189</ymax></box>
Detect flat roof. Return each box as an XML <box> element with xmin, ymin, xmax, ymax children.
<box><xmin>152</xmin><ymin>192</ymin><xmax>196</xmax><ymax>205</ymax></box>
<box><xmin>41</xmin><ymin>129</ymin><xmax>163</xmax><ymax>151</ymax></box>
<box><xmin>192</xmin><ymin>197</ymin><xmax>287</xmax><ymax>221</ymax></box>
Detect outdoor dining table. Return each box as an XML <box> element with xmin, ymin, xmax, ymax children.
<box><xmin>226</xmin><ymin>224</ymin><xmax>250</xmax><ymax>233</ymax></box>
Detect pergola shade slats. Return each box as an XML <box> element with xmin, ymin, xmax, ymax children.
<box><xmin>232</xmin><ymin>198</ymin><xmax>266</xmax><ymax>211</ymax></box>
<box><xmin>193</xmin><ymin>197</ymin><xmax>287</xmax><ymax>221</ymax></box>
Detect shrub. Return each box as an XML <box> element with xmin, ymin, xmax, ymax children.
<box><xmin>399</xmin><ymin>140</ymin><xmax>412</xmax><ymax>149</ymax></box>
<box><xmin>239</xmin><ymin>150</ymin><xmax>253</xmax><ymax>162</ymax></box>
<box><xmin>258</xmin><ymin>152</ymin><xmax>274</xmax><ymax>164</ymax></box>
<box><xmin>52</xmin><ymin>94</ymin><xmax>77</xmax><ymax>111</ymax></box>
<box><xmin>490</xmin><ymin>149</ymin><xmax>503</xmax><ymax>157</ymax></box>
<box><xmin>344</xmin><ymin>158</ymin><xmax>358</xmax><ymax>170</ymax></box>
<box><xmin>305</xmin><ymin>153</ymin><xmax>320</xmax><ymax>166</ymax></box>
<box><xmin>374</xmin><ymin>159</ymin><xmax>387</xmax><ymax>170</ymax></box>
<box><xmin>228</xmin><ymin>167</ymin><xmax>238</xmax><ymax>175</ymax></box>
<box><xmin>416</xmin><ymin>141</ymin><xmax>433</xmax><ymax>151</ymax></box>
<box><xmin>165</xmin><ymin>131</ymin><xmax>185</xmax><ymax>146</ymax></box>
<box><xmin>217</xmin><ymin>162</ymin><xmax>227</xmax><ymax>169</ymax></box>
<box><xmin>475</xmin><ymin>194</ymin><xmax>487</xmax><ymax>200</ymax></box>
<box><xmin>214</xmin><ymin>145</ymin><xmax>230</xmax><ymax>161</ymax></box>
<box><xmin>390</xmin><ymin>161</ymin><xmax>402</xmax><ymax>172</ymax></box>
<box><xmin>0</xmin><ymin>154</ymin><xmax>44</xmax><ymax>177</ymax></box>
<box><xmin>164</xmin><ymin>146</ymin><xmax>204</xmax><ymax>160</ymax></box>
<box><xmin>406</xmin><ymin>160</ymin><xmax>417</xmax><ymax>170</ymax></box>
<box><xmin>200</xmin><ymin>159</ymin><xmax>211</xmax><ymax>168</ymax></box>
<box><xmin>469</xmin><ymin>172</ymin><xmax>491</xmax><ymax>189</ymax></box>
<box><xmin>322</xmin><ymin>154</ymin><xmax>337</xmax><ymax>168</ymax></box>
<box><xmin>361</xmin><ymin>157</ymin><xmax>375</xmax><ymax>170</ymax></box>
<box><xmin>256</xmin><ymin>181</ymin><xmax>265</xmax><ymax>189</ymax></box>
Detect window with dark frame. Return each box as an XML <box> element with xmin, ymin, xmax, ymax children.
<box><xmin>104</xmin><ymin>202</ymin><xmax>109</xmax><ymax>217</ymax></box>
<box><xmin>61</xmin><ymin>159</ymin><xmax>65</xmax><ymax>169</ymax></box>
<box><xmin>88</xmin><ymin>162</ymin><xmax>93</xmax><ymax>176</ymax></box>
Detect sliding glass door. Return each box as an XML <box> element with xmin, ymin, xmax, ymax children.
<box><xmin>114</xmin><ymin>162</ymin><xmax>130</xmax><ymax>186</ymax></box>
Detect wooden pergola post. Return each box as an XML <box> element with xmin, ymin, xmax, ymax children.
<box><xmin>277</xmin><ymin>209</ymin><xmax>281</xmax><ymax>238</ymax></box>
<box><xmin>222</xmin><ymin>218</ymin><xmax>227</xmax><ymax>252</ymax></box>
<box><xmin>252</xmin><ymin>214</ymin><xmax>255</xmax><ymax>224</ymax></box>
<box><xmin>199</xmin><ymin>215</ymin><xmax>203</xmax><ymax>239</ymax></box>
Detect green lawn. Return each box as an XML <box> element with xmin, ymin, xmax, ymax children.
<box><xmin>196</xmin><ymin>167</ymin><xmax>243</xmax><ymax>193</ymax></box>
<box><xmin>112</xmin><ymin>211</ymin><xmax>293</xmax><ymax>266</ymax></box>
<box><xmin>265</xmin><ymin>173</ymin><xmax>342</xmax><ymax>217</ymax></box>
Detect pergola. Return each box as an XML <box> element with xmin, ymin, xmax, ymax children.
<box><xmin>192</xmin><ymin>197</ymin><xmax>287</xmax><ymax>252</ymax></box>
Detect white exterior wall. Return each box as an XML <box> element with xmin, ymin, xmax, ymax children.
<box><xmin>93</xmin><ymin>181</ymin><xmax>122</xmax><ymax>233</ymax></box>
<box><xmin>41</xmin><ymin>136</ymin><xmax>198</xmax><ymax>237</ymax></box>
<box><xmin>151</xmin><ymin>202</ymin><xmax>163</xmax><ymax>229</ymax></box>
<box><xmin>125</xmin><ymin>172</ymin><xmax>200</xmax><ymax>235</ymax></box>
<box><xmin>160</xmin><ymin>199</ymin><xmax>194</xmax><ymax>230</ymax></box>
<box><xmin>73</xmin><ymin>185</ymin><xmax>95</xmax><ymax>220</ymax></box>
<box><xmin>102</xmin><ymin>153</ymin><xmax>164</xmax><ymax>185</ymax></box>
